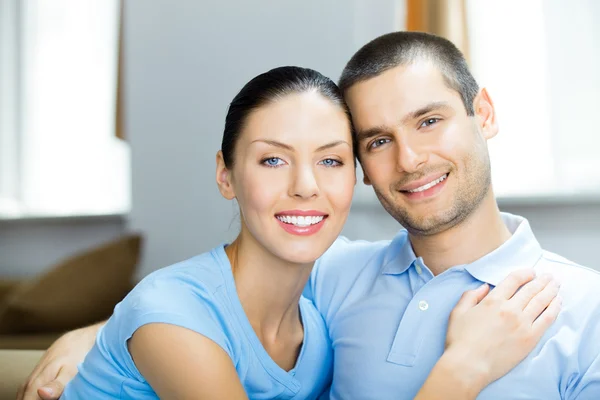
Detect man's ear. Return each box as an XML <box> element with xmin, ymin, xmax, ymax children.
<box><xmin>216</xmin><ymin>151</ymin><xmax>235</xmax><ymax>200</ymax></box>
<box><xmin>473</xmin><ymin>88</ymin><xmax>499</xmax><ymax>140</ymax></box>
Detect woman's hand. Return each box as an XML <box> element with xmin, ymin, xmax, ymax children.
<box><xmin>447</xmin><ymin>269</ymin><xmax>560</xmax><ymax>386</ymax></box>
<box><xmin>416</xmin><ymin>269</ymin><xmax>561</xmax><ymax>400</ymax></box>
<box><xmin>17</xmin><ymin>321</ymin><xmax>103</xmax><ymax>400</ymax></box>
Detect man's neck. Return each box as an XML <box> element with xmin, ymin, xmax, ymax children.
<box><xmin>225</xmin><ymin>233</ymin><xmax>311</xmax><ymax>340</ymax></box>
<box><xmin>409</xmin><ymin>191</ymin><xmax>512</xmax><ymax>276</ymax></box>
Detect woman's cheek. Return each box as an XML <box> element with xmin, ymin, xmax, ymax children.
<box><xmin>242</xmin><ymin>170</ymin><xmax>288</xmax><ymax>208</ymax></box>
<box><xmin>321</xmin><ymin>170</ymin><xmax>355</xmax><ymax>209</ymax></box>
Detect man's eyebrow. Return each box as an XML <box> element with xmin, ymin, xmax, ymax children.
<box><xmin>402</xmin><ymin>101</ymin><xmax>451</xmax><ymax>124</ymax></box>
<box><xmin>356</xmin><ymin>101</ymin><xmax>452</xmax><ymax>143</ymax></box>
<box><xmin>250</xmin><ymin>139</ymin><xmax>293</xmax><ymax>151</ymax></box>
<box><xmin>355</xmin><ymin>126</ymin><xmax>391</xmax><ymax>143</ymax></box>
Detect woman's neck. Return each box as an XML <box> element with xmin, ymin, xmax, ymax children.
<box><xmin>225</xmin><ymin>234</ymin><xmax>312</xmax><ymax>343</ymax></box>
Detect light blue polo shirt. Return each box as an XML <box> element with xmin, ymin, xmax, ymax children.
<box><xmin>308</xmin><ymin>213</ymin><xmax>600</xmax><ymax>399</ymax></box>
<box><xmin>62</xmin><ymin>245</ymin><xmax>332</xmax><ymax>400</ymax></box>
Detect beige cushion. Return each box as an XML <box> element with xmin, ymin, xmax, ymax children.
<box><xmin>0</xmin><ymin>350</ymin><xmax>44</xmax><ymax>400</ymax></box>
<box><xmin>0</xmin><ymin>234</ymin><xmax>141</xmax><ymax>334</ymax></box>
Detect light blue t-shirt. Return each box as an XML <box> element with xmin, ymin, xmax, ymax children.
<box><xmin>62</xmin><ymin>245</ymin><xmax>332</xmax><ymax>400</ymax></box>
<box><xmin>307</xmin><ymin>213</ymin><xmax>600</xmax><ymax>399</ymax></box>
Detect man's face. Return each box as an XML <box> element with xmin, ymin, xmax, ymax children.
<box><xmin>345</xmin><ymin>61</ymin><xmax>498</xmax><ymax>236</ymax></box>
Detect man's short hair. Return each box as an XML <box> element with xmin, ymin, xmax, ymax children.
<box><xmin>339</xmin><ymin>31</ymin><xmax>479</xmax><ymax>116</ymax></box>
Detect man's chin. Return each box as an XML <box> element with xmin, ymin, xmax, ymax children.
<box><xmin>398</xmin><ymin>210</ymin><xmax>463</xmax><ymax>236</ymax></box>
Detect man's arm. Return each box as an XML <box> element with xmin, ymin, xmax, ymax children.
<box><xmin>17</xmin><ymin>321</ymin><xmax>105</xmax><ymax>400</ymax></box>
<box><xmin>129</xmin><ymin>323</ymin><xmax>248</xmax><ymax>399</ymax></box>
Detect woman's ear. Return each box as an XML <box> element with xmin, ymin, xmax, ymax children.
<box><xmin>216</xmin><ymin>151</ymin><xmax>236</xmax><ymax>200</ymax></box>
<box><xmin>473</xmin><ymin>88</ymin><xmax>499</xmax><ymax>140</ymax></box>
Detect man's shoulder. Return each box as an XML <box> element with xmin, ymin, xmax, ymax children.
<box><xmin>536</xmin><ymin>250</ymin><xmax>600</xmax><ymax>308</ymax></box>
<box><xmin>537</xmin><ymin>250</ymin><xmax>600</xmax><ymax>282</ymax></box>
<box><xmin>315</xmin><ymin>236</ymin><xmax>392</xmax><ymax>275</ymax></box>
<box><xmin>324</xmin><ymin>235</ymin><xmax>392</xmax><ymax>257</ymax></box>
<box><xmin>306</xmin><ymin>236</ymin><xmax>394</xmax><ymax>322</ymax></box>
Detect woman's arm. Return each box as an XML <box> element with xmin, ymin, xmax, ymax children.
<box><xmin>17</xmin><ymin>321</ymin><xmax>105</xmax><ymax>400</ymax></box>
<box><xmin>128</xmin><ymin>323</ymin><xmax>248</xmax><ymax>399</ymax></box>
<box><xmin>415</xmin><ymin>269</ymin><xmax>561</xmax><ymax>400</ymax></box>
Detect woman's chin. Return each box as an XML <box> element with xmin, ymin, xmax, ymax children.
<box><xmin>274</xmin><ymin>243</ymin><xmax>329</xmax><ymax>266</ymax></box>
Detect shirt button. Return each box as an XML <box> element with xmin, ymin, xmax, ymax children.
<box><xmin>418</xmin><ymin>300</ymin><xmax>429</xmax><ymax>311</ymax></box>
<box><xmin>415</xmin><ymin>264</ymin><xmax>423</xmax><ymax>274</ymax></box>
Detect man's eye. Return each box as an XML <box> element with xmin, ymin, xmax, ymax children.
<box><xmin>369</xmin><ymin>138</ymin><xmax>391</xmax><ymax>149</ymax></box>
<box><xmin>421</xmin><ymin>118</ymin><xmax>440</xmax><ymax>128</ymax></box>
<box><xmin>262</xmin><ymin>157</ymin><xmax>285</xmax><ymax>167</ymax></box>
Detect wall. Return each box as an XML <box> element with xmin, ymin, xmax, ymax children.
<box><xmin>124</xmin><ymin>0</ymin><xmax>402</xmax><ymax>277</ymax></box>
<box><xmin>0</xmin><ymin>216</ymin><xmax>125</xmax><ymax>278</ymax></box>
<box><xmin>2</xmin><ymin>0</ymin><xmax>598</xmax><ymax>279</ymax></box>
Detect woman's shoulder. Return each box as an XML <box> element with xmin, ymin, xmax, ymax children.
<box><xmin>101</xmin><ymin>246</ymin><xmax>236</xmax><ymax>367</ymax></box>
<box><xmin>92</xmin><ymin>247</ymin><xmax>236</xmax><ymax>389</ymax></box>
<box><xmin>110</xmin><ymin>246</ymin><xmax>235</xmax><ymax>338</ymax></box>
<box><xmin>127</xmin><ymin>246</ymin><xmax>231</xmax><ymax>305</ymax></box>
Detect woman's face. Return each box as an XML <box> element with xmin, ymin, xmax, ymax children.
<box><xmin>217</xmin><ymin>91</ymin><xmax>356</xmax><ymax>265</ymax></box>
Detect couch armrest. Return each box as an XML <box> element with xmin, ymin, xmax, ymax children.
<box><xmin>0</xmin><ymin>349</ymin><xmax>44</xmax><ymax>400</ymax></box>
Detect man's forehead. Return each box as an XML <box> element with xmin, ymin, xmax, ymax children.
<box><xmin>345</xmin><ymin>66</ymin><xmax>458</xmax><ymax>119</ymax></box>
<box><xmin>347</xmin><ymin>61</ymin><xmax>446</xmax><ymax>92</ymax></box>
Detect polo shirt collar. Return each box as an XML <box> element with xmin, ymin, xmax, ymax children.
<box><xmin>381</xmin><ymin>229</ymin><xmax>417</xmax><ymax>275</ymax></box>
<box><xmin>465</xmin><ymin>213</ymin><xmax>543</xmax><ymax>287</ymax></box>
<box><xmin>379</xmin><ymin>213</ymin><xmax>543</xmax><ymax>285</ymax></box>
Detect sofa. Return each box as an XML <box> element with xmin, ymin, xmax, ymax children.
<box><xmin>0</xmin><ymin>349</ymin><xmax>43</xmax><ymax>400</ymax></box>
<box><xmin>0</xmin><ymin>234</ymin><xmax>141</xmax><ymax>349</ymax></box>
<box><xmin>0</xmin><ymin>234</ymin><xmax>142</xmax><ymax>399</ymax></box>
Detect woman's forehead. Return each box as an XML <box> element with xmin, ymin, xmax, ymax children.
<box><xmin>241</xmin><ymin>92</ymin><xmax>352</xmax><ymax>145</ymax></box>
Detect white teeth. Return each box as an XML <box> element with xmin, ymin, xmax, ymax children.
<box><xmin>277</xmin><ymin>215</ymin><xmax>325</xmax><ymax>227</ymax></box>
<box><xmin>407</xmin><ymin>174</ymin><xmax>448</xmax><ymax>193</ymax></box>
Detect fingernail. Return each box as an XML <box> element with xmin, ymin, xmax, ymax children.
<box><xmin>42</xmin><ymin>387</ymin><xmax>54</xmax><ymax>396</ymax></box>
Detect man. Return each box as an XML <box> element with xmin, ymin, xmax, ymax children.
<box><xmin>20</xmin><ymin>32</ymin><xmax>600</xmax><ymax>399</ymax></box>
<box><xmin>305</xmin><ymin>32</ymin><xmax>600</xmax><ymax>399</ymax></box>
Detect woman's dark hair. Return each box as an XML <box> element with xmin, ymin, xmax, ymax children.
<box><xmin>221</xmin><ymin>66</ymin><xmax>353</xmax><ymax>168</ymax></box>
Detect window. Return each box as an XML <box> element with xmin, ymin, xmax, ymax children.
<box><xmin>467</xmin><ymin>0</ymin><xmax>600</xmax><ymax>199</ymax></box>
<box><xmin>0</xmin><ymin>0</ymin><xmax>130</xmax><ymax>218</ymax></box>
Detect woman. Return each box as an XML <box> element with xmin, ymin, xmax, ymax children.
<box><xmin>23</xmin><ymin>67</ymin><xmax>558</xmax><ymax>399</ymax></box>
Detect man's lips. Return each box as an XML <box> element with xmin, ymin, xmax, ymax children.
<box><xmin>398</xmin><ymin>173</ymin><xmax>449</xmax><ymax>192</ymax></box>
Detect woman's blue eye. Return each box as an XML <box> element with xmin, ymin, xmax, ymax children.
<box><xmin>369</xmin><ymin>138</ymin><xmax>391</xmax><ymax>149</ymax></box>
<box><xmin>319</xmin><ymin>158</ymin><xmax>342</xmax><ymax>167</ymax></box>
<box><xmin>421</xmin><ymin>118</ymin><xmax>439</xmax><ymax>127</ymax></box>
<box><xmin>263</xmin><ymin>157</ymin><xmax>284</xmax><ymax>167</ymax></box>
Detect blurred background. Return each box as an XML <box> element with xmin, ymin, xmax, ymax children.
<box><xmin>0</xmin><ymin>0</ymin><xmax>599</xmax><ymax>346</ymax></box>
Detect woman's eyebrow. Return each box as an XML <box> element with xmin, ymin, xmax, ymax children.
<box><xmin>250</xmin><ymin>139</ymin><xmax>293</xmax><ymax>151</ymax></box>
<box><xmin>250</xmin><ymin>139</ymin><xmax>351</xmax><ymax>152</ymax></box>
<box><xmin>315</xmin><ymin>140</ymin><xmax>351</xmax><ymax>152</ymax></box>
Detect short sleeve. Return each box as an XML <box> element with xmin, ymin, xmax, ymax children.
<box><xmin>99</xmin><ymin>274</ymin><xmax>231</xmax><ymax>381</ymax></box>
